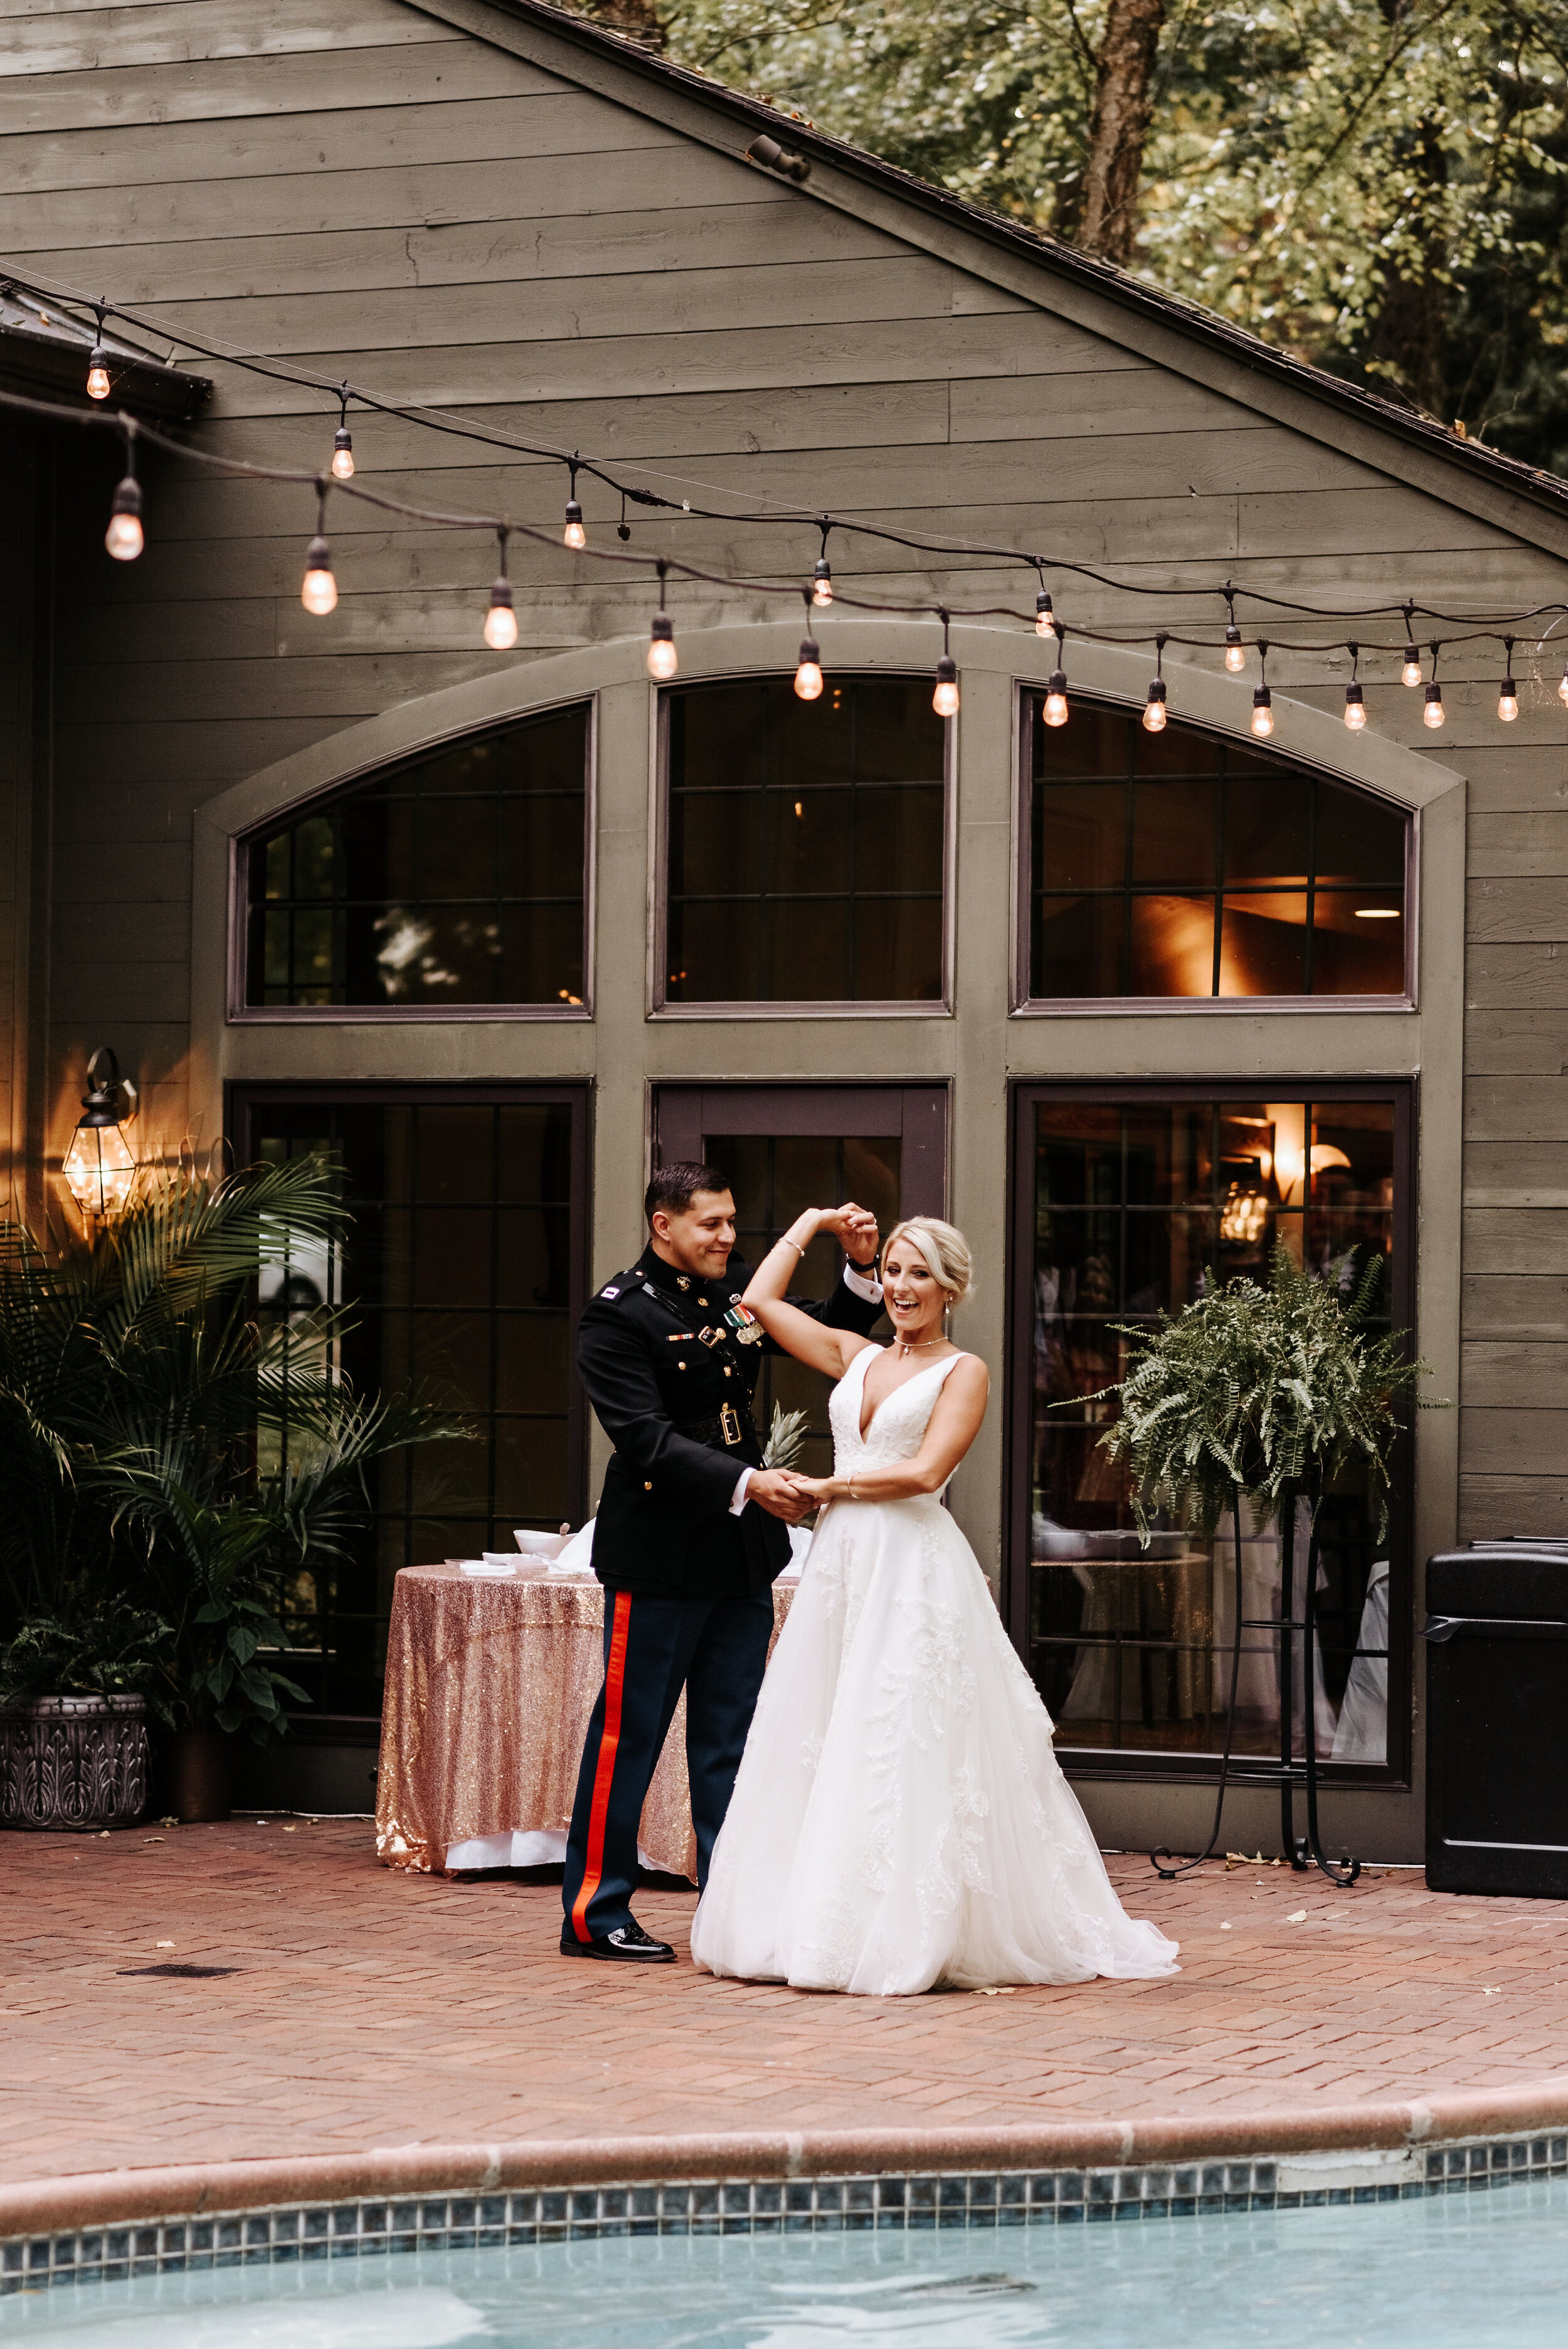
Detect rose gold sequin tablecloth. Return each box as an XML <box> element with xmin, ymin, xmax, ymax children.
<box><xmin>376</xmin><ymin>1564</ymin><xmax>795</xmax><ymax>1880</ymax></box>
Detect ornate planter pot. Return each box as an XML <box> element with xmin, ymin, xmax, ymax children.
<box><xmin>0</xmin><ymin>1694</ymin><xmax>149</xmax><ymax>1830</ymax></box>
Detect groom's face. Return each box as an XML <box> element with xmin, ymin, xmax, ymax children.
<box><xmin>652</xmin><ymin>1187</ymin><xmax>737</xmax><ymax>1281</ymax></box>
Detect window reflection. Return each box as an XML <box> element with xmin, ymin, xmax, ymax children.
<box><xmin>245</xmin><ymin>706</ymin><xmax>589</xmax><ymax>1009</ymax></box>
<box><xmin>1029</xmin><ymin>701</ymin><xmax>1408</xmax><ymax>999</ymax></box>
<box><xmin>664</xmin><ymin>676</ymin><xmax>946</xmax><ymax>1003</ymax></box>
<box><xmin>1025</xmin><ymin>1094</ymin><xmax>1402</xmax><ymax>1766</ymax></box>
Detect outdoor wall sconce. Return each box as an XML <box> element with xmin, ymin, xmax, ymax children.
<box><xmin>746</xmin><ymin>135</ymin><xmax>811</xmax><ymax>183</ymax></box>
<box><xmin>61</xmin><ymin>1047</ymin><xmax>139</xmax><ymax>1221</ymax></box>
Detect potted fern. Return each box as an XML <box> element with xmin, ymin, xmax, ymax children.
<box><xmin>1078</xmin><ymin>1243</ymin><xmax>1441</xmax><ymax>1878</ymax></box>
<box><xmin>0</xmin><ymin>1155</ymin><xmax>464</xmax><ymax>1827</ymax></box>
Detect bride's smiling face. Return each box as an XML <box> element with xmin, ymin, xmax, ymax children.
<box><xmin>882</xmin><ymin>1244</ymin><xmax>950</xmax><ymax>1344</ymax></box>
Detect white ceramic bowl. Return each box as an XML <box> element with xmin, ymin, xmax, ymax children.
<box><xmin>513</xmin><ymin>1529</ymin><xmax>571</xmax><ymax>1560</ymax></box>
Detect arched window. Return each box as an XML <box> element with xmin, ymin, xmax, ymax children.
<box><xmin>1024</xmin><ymin>697</ymin><xmax>1410</xmax><ymax>1002</ymax></box>
<box><xmin>241</xmin><ymin>703</ymin><xmax>591</xmax><ymax>1012</ymax></box>
<box><xmin>657</xmin><ymin>674</ymin><xmax>950</xmax><ymax>1009</ymax></box>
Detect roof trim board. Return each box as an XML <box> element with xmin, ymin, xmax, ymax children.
<box><xmin>396</xmin><ymin>0</ymin><xmax>1568</xmax><ymax>564</ymax></box>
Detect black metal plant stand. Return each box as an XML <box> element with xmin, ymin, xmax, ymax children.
<box><xmin>1151</xmin><ymin>1480</ymin><xmax>1360</xmax><ymax>1887</ymax></box>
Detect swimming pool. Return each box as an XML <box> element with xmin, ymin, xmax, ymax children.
<box><xmin>4</xmin><ymin>2171</ymin><xmax>1568</xmax><ymax>2349</ymax></box>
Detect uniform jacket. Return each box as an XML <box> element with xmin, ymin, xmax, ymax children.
<box><xmin>576</xmin><ymin>1241</ymin><xmax>884</xmax><ymax>1600</ymax></box>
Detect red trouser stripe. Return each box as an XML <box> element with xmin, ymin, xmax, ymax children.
<box><xmin>570</xmin><ymin>1589</ymin><xmax>633</xmax><ymax>1942</ymax></box>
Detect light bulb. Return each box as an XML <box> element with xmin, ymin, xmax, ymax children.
<box><xmin>1224</xmin><ymin>626</ymin><xmax>1245</xmax><ymax>673</ymax></box>
<box><xmin>794</xmin><ymin>636</ymin><xmax>823</xmax><ymax>700</ymax></box>
<box><xmin>1559</xmin><ymin>664</ymin><xmax>1568</xmax><ymax>709</ymax></box>
<box><xmin>1142</xmin><ymin>679</ymin><xmax>1167</xmax><ymax>733</ymax></box>
<box><xmin>484</xmin><ymin>580</ymin><xmax>516</xmax><ymax>649</ymax></box>
<box><xmin>301</xmin><ymin>534</ymin><xmax>337</xmax><ymax>616</ymax></box>
<box><xmin>563</xmin><ymin>498</ymin><xmax>586</xmax><ymax>551</ymax></box>
<box><xmin>1251</xmin><ymin>685</ymin><xmax>1274</xmax><ymax>738</ymax></box>
<box><xmin>86</xmin><ymin>347</ymin><xmax>111</xmax><ymax>401</ymax></box>
<box><xmin>1044</xmin><ymin>669</ymin><xmax>1069</xmax><ymax>727</ymax></box>
<box><xmin>1401</xmin><ymin>645</ymin><xmax>1422</xmax><ymax>687</ymax></box>
<box><xmin>331</xmin><ymin>428</ymin><xmax>354</xmax><ymax>480</ymax></box>
<box><xmin>812</xmin><ymin>558</ymin><xmax>833</xmax><ymax>608</ymax></box>
<box><xmin>933</xmin><ymin>655</ymin><xmax>959</xmax><ymax>718</ymax></box>
<box><xmin>1344</xmin><ymin>682</ymin><xmax>1366</xmax><ymax>730</ymax></box>
<box><xmin>647</xmin><ymin>613</ymin><xmax>677</xmax><ymax>680</ymax></box>
<box><xmin>1423</xmin><ymin>684</ymin><xmax>1445</xmax><ymax>729</ymax></box>
<box><xmin>104</xmin><ymin>476</ymin><xmax>142</xmax><ymax>561</ymax></box>
<box><xmin>1498</xmin><ymin>680</ymin><xmax>1518</xmax><ymax>723</ymax></box>
<box><xmin>1035</xmin><ymin>591</ymin><xmax>1053</xmax><ymax>638</ymax></box>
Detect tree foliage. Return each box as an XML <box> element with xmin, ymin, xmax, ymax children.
<box><xmin>623</xmin><ymin>0</ymin><xmax>1568</xmax><ymax>470</ymax></box>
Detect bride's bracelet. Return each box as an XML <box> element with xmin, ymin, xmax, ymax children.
<box><xmin>779</xmin><ymin>1234</ymin><xmax>805</xmax><ymax>1259</ymax></box>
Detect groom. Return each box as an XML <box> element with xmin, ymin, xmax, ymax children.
<box><xmin>561</xmin><ymin>1163</ymin><xmax>884</xmax><ymax>1962</ymax></box>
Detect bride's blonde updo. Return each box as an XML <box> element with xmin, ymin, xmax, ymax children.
<box><xmin>880</xmin><ymin>1216</ymin><xmax>974</xmax><ymax>1308</ymax></box>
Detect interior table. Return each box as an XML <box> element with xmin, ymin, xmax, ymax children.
<box><xmin>376</xmin><ymin>1562</ymin><xmax>797</xmax><ymax>1879</ymax></box>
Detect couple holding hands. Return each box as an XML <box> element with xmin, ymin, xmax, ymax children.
<box><xmin>561</xmin><ymin>1164</ymin><xmax>1177</xmax><ymax>1998</ymax></box>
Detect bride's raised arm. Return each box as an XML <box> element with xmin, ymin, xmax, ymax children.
<box><xmin>743</xmin><ymin>1206</ymin><xmax>881</xmax><ymax>1381</ymax></box>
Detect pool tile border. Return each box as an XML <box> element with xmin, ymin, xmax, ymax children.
<box><xmin>6</xmin><ymin>2131</ymin><xmax>1567</xmax><ymax>2292</ymax></box>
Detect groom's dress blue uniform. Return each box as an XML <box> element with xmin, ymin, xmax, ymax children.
<box><xmin>563</xmin><ymin>1240</ymin><xmax>882</xmax><ymax>1943</ymax></box>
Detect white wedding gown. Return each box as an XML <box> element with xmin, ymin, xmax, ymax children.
<box><xmin>690</xmin><ymin>1348</ymin><xmax>1180</xmax><ymax>1995</ymax></box>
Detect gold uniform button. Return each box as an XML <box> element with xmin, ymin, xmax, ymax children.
<box><xmin>644</xmin><ymin>1481</ymin><xmax>653</xmax><ymax>1492</ymax></box>
<box><xmin>723</xmin><ymin>1365</ymin><xmax>732</xmax><ymax>1377</ymax></box>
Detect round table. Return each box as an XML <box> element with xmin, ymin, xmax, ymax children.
<box><xmin>376</xmin><ymin>1564</ymin><xmax>797</xmax><ymax>1879</ymax></box>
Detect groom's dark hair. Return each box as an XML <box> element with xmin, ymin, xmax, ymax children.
<box><xmin>645</xmin><ymin>1161</ymin><xmax>731</xmax><ymax>1222</ymax></box>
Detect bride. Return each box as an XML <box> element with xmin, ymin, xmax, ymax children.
<box><xmin>690</xmin><ymin>1211</ymin><xmax>1179</xmax><ymax>1997</ymax></box>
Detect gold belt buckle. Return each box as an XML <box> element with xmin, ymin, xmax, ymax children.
<box><xmin>719</xmin><ymin>1403</ymin><xmax>742</xmax><ymax>1446</ymax></box>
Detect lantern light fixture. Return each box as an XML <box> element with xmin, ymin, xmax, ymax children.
<box><xmin>484</xmin><ymin>526</ymin><xmax>517</xmax><ymax>650</ymax></box>
<box><xmin>647</xmin><ymin>559</ymin><xmax>677</xmax><ymax>681</ymax></box>
<box><xmin>61</xmin><ymin>1047</ymin><xmax>138</xmax><ymax>1222</ymax></box>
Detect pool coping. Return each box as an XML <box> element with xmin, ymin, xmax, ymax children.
<box><xmin>6</xmin><ymin>2079</ymin><xmax>1568</xmax><ymax>2246</ymax></box>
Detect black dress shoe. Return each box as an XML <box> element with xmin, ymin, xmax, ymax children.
<box><xmin>559</xmin><ymin>1918</ymin><xmax>675</xmax><ymax>1963</ymax></box>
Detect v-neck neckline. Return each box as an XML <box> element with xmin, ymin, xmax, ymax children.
<box><xmin>856</xmin><ymin>1345</ymin><xmax>954</xmax><ymax>1443</ymax></box>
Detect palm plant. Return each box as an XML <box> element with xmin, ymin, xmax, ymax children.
<box><xmin>0</xmin><ymin>1153</ymin><xmax>466</xmax><ymax>1740</ymax></box>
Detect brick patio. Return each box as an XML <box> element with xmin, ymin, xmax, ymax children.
<box><xmin>3</xmin><ymin>1818</ymin><xmax>1567</xmax><ymax>2188</ymax></box>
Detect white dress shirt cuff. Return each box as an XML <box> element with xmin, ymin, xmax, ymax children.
<box><xmin>842</xmin><ymin>1261</ymin><xmax>883</xmax><ymax>1303</ymax></box>
<box><xmin>729</xmin><ymin>1466</ymin><xmax>753</xmax><ymax>1515</ymax></box>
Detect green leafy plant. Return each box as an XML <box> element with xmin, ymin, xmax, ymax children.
<box><xmin>0</xmin><ymin>1603</ymin><xmax>175</xmax><ymax>1717</ymax></box>
<box><xmin>1076</xmin><ymin>1243</ymin><xmax>1444</xmax><ymax>1542</ymax></box>
<box><xmin>0</xmin><ymin>1154</ymin><xmax>467</xmax><ymax>1739</ymax></box>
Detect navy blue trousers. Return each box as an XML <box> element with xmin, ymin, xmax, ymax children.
<box><xmin>562</xmin><ymin>1586</ymin><xmax>775</xmax><ymax>1941</ymax></box>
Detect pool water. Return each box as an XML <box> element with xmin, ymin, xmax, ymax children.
<box><xmin>5</xmin><ymin>2177</ymin><xmax>1568</xmax><ymax>2349</ymax></box>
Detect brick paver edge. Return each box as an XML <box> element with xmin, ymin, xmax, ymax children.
<box><xmin>9</xmin><ymin>2079</ymin><xmax>1568</xmax><ymax>2239</ymax></box>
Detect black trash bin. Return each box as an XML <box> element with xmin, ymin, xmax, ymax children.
<box><xmin>1425</xmin><ymin>1545</ymin><xmax>1568</xmax><ymax>1896</ymax></box>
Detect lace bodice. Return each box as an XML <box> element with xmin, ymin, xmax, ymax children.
<box><xmin>829</xmin><ymin>1346</ymin><xmax>963</xmax><ymax>1477</ymax></box>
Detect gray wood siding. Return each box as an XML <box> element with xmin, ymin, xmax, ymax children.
<box><xmin>1</xmin><ymin>0</ymin><xmax>1565</xmax><ymax>1540</ymax></box>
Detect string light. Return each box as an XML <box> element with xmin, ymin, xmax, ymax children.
<box><xmin>1044</xmin><ymin>622</ymin><xmax>1069</xmax><ymax>726</ymax></box>
<box><xmin>484</xmin><ymin>527</ymin><xmax>517</xmax><ymax>650</ymax></box>
<box><xmin>1143</xmin><ymin>634</ymin><xmax>1168</xmax><ymax>733</ymax></box>
<box><xmin>300</xmin><ymin>484</ymin><xmax>336</xmax><ymax>617</ymax></box>
<box><xmin>933</xmin><ymin>608</ymin><xmax>958</xmax><ymax>717</ymax></box>
<box><xmin>794</xmin><ymin>594</ymin><xmax>824</xmax><ymax>702</ymax></box>
<box><xmin>563</xmin><ymin>455</ymin><xmax>586</xmax><ymax>551</ymax></box>
<box><xmin>85</xmin><ymin>302</ymin><xmax>111</xmax><ymax>403</ymax></box>
<box><xmin>1424</xmin><ymin>641</ymin><xmax>1445</xmax><ymax>729</ymax></box>
<box><xmin>617</xmin><ymin>489</ymin><xmax>630</xmax><ymax>543</ymax></box>
<box><xmin>1034</xmin><ymin>560</ymin><xmax>1054</xmax><ymax>639</ymax></box>
<box><xmin>331</xmin><ymin>382</ymin><xmax>354</xmax><ymax>480</ymax></box>
<box><xmin>1252</xmin><ymin>640</ymin><xmax>1274</xmax><ymax>738</ymax></box>
<box><xmin>1224</xmin><ymin>585</ymin><xmax>1245</xmax><ymax>674</ymax></box>
<box><xmin>647</xmin><ymin>559</ymin><xmax>677</xmax><ymax>680</ymax></box>
<box><xmin>1344</xmin><ymin>641</ymin><xmax>1365</xmax><ymax>730</ymax></box>
<box><xmin>1401</xmin><ymin>604</ymin><xmax>1422</xmax><ymax>687</ymax></box>
<box><xmin>1498</xmin><ymin>638</ymin><xmax>1518</xmax><ymax>722</ymax></box>
<box><xmin>812</xmin><ymin>519</ymin><xmax>833</xmax><ymax>608</ymax></box>
<box><xmin>103</xmin><ymin>427</ymin><xmax>142</xmax><ymax>561</ymax></box>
